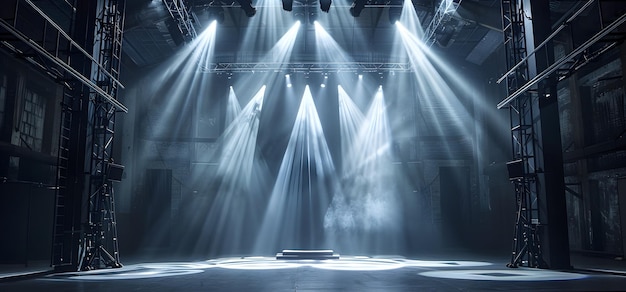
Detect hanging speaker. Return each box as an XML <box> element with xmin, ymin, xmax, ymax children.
<box><xmin>506</xmin><ymin>159</ymin><xmax>524</xmax><ymax>181</ymax></box>
<box><xmin>107</xmin><ymin>163</ymin><xmax>125</xmax><ymax>182</ymax></box>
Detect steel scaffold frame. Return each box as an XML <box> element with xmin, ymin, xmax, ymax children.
<box><xmin>162</xmin><ymin>0</ymin><xmax>197</xmax><ymax>42</ymax></box>
<box><xmin>498</xmin><ymin>0</ymin><xmax>626</xmax><ymax>268</ymax></box>
<box><xmin>501</xmin><ymin>0</ymin><xmax>544</xmax><ymax>268</ymax></box>
<box><xmin>78</xmin><ymin>0</ymin><xmax>125</xmax><ymax>270</ymax></box>
<box><xmin>0</xmin><ymin>0</ymin><xmax>127</xmax><ymax>271</ymax></box>
<box><xmin>423</xmin><ymin>0</ymin><xmax>463</xmax><ymax>46</ymax></box>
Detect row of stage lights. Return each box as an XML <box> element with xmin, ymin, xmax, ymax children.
<box><xmin>219</xmin><ymin>68</ymin><xmax>396</xmax><ymax>78</ymax></box>
<box><xmin>238</xmin><ymin>81</ymin><xmax>385</xmax><ymax>91</ymax></box>
<box><xmin>284</xmin><ymin>72</ymin><xmax>391</xmax><ymax>88</ymax></box>
<box><xmin>282</xmin><ymin>0</ymin><xmax>402</xmax><ymax>18</ymax></box>
<box><xmin>206</xmin><ymin>0</ymin><xmax>404</xmax><ymax>23</ymax></box>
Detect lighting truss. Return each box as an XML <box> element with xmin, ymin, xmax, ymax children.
<box><xmin>162</xmin><ymin>0</ymin><xmax>198</xmax><ymax>41</ymax></box>
<box><xmin>192</xmin><ymin>0</ymin><xmax>403</xmax><ymax>9</ymax></box>
<box><xmin>200</xmin><ymin>62</ymin><xmax>413</xmax><ymax>73</ymax></box>
<box><xmin>423</xmin><ymin>0</ymin><xmax>462</xmax><ymax>46</ymax></box>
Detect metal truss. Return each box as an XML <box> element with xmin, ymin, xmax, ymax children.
<box><xmin>79</xmin><ymin>0</ymin><xmax>125</xmax><ymax>271</ymax></box>
<box><xmin>497</xmin><ymin>0</ymin><xmax>626</xmax><ymax>268</ymax></box>
<box><xmin>189</xmin><ymin>0</ymin><xmax>404</xmax><ymax>8</ymax></box>
<box><xmin>423</xmin><ymin>0</ymin><xmax>462</xmax><ymax>46</ymax></box>
<box><xmin>200</xmin><ymin>62</ymin><xmax>413</xmax><ymax>73</ymax></box>
<box><xmin>500</xmin><ymin>0</ymin><xmax>544</xmax><ymax>268</ymax></box>
<box><xmin>163</xmin><ymin>0</ymin><xmax>198</xmax><ymax>41</ymax></box>
<box><xmin>0</xmin><ymin>0</ymin><xmax>127</xmax><ymax>271</ymax></box>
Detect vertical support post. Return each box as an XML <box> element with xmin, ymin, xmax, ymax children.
<box><xmin>80</xmin><ymin>0</ymin><xmax>124</xmax><ymax>270</ymax></box>
<box><xmin>52</xmin><ymin>0</ymin><xmax>125</xmax><ymax>271</ymax></box>
<box><xmin>527</xmin><ymin>0</ymin><xmax>570</xmax><ymax>269</ymax></box>
<box><xmin>502</xmin><ymin>0</ymin><xmax>544</xmax><ymax>268</ymax></box>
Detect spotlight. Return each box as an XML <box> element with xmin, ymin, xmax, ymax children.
<box><xmin>207</xmin><ymin>6</ymin><xmax>225</xmax><ymax>23</ymax></box>
<box><xmin>282</xmin><ymin>0</ymin><xmax>293</xmax><ymax>11</ymax></box>
<box><xmin>313</xmin><ymin>20</ymin><xmax>323</xmax><ymax>31</ymax></box>
<box><xmin>309</xmin><ymin>11</ymin><xmax>318</xmax><ymax>25</ymax></box>
<box><xmin>286</xmin><ymin>74</ymin><xmax>292</xmax><ymax>87</ymax></box>
<box><xmin>320</xmin><ymin>0</ymin><xmax>331</xmax><ymax>13</ymax></box>
<box><xmin>350</xmin><ymin>0</ymin><xmax>366</xmax><ymax>17</ymax></box>
<box><xmin>358</xmin><ymin>74</ymin><xmax>363</xmax><ymax>79</ymax></box>
<box><xmin>236</xmin><ymin>0</ymin><xmax>256</xmax><ymax>17</ymax></box>
<box><xmin>321</xmin><ymin>83</ymin><xmax>326</xmax><ymax>88</ymax></box>
<box><xmin>388</xmin><ymin>4</ymin><xmax>401</xmax><ymax>25</ymax></box>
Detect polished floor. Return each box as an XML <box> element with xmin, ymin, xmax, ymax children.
<box><xmin>2</xmin><ymin>253</ymin><xmax>626</xmax><ymax>291</ymax></box>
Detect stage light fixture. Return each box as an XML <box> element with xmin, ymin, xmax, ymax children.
<box><xmin>286</xmin><ymin>74</ymin><xmax>292</xmax><ymax>87</ymax></box>
<box><xmin>236</xmin><ymin>0</ymin><xmax>256</xmax><ymax>17</ymax></box>
<box><xmin>388</xmin><ymin>5</ymin><xmax>401</xmax><ymax>24</ymax></box>
<box><xmin>207</xmin><ymin>6</ymin><xmax>225</xmax><ymax>23</ymax></box>
<box><xmin>282</xmin><ymin>0</ymin><xmax>293</xmax><ymax>11</ymax></box>
<box><xmin>309</xmin><ymin>11</ymin><xmax>318</xmax><ymax>25</ymax></box>
<box><xmin>320</xmin><ymin>0</ymin><xmax>331</xmax><ymax>12</ymax></box>
<box><xmin>350</xmin><ymin>0</ymin><xmax>366</xmax><ymax>17</ymax></box>
<box><xmin>321</xmin><ymin>74</ymin><xmax>328</xmax><ymax>88</ymax></box>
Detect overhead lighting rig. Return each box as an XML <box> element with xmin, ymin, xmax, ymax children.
<box><xmin>281</xmin><ymin>0</ymin><xmax>332</xmax><ymax>14</ymax></box>
<box><xmin>236</xmin><ymin>0</ymin><xmax>257</xmax><ymax>16</ymax></box>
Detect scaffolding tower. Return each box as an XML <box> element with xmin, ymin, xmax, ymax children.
<box><xmin>0</xmin><ymin>0</ymin><xmax>127</xmax><ymax>271</ymax></box>
<box><xmin>500</xmin><ymin>0</ymin><xmax>544</xmax><ymax>268</ymax></box>
<box><xmin>78</xmin><ymin>0</ymin><xmax>125</xmax><ymax>270</ymax></box>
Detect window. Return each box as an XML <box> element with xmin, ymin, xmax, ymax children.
<box><xmin>20</xmin><ymin>89</ymin><xmax>46</xmax><ymax>151</ymax></box>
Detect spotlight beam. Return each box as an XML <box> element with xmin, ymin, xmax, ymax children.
<box><xmin>256</xmin><ymin>86</ymin><xmax>337</xmax><ymax>253</ymax></box>
<box><xmin>337</xmin><ymin>85</ymin><xmax>364</xmax><ymax>170</ymax></box>
<box><xmin>325</xmin><ymin>85</ymin><xmax>402</xmax><ymax>252</ymax></box>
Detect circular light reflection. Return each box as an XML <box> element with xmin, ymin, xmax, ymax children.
<box><xmin>140</xmin><ymin>262</ymin><xmax>215</xmax><ymax>270</ymax></box>
<box><xmin>50</xmin><ymin>263</ymin><xmax>209</xmax><ymax>281</ymax></box>
<box><xmin>400</xmin><ymin>259</ymin><xmax>492</xmax><ymax>268</ymax></box>
<box><xmin>67</xmin><ymin>269</ymin><xmax>204</xmax><ymax>280</ymax></box>
<box><xmin>45</xmin><ymin>257</ymin><xmax>498</xmax><ymax>281</ymax></box>
<box><xmin>420</xmin><ymin>269</ymin><xmax>587</xmax><ymax>281</ymax></box>
<box><xmin>313</xmin><ymin>258</ymin><xmax>404</xmax><ymax>271</ymax></box>
<box><xmin>215</xmin><ymin>258</ymin><xmax>302</xmax><ymax>270</ymax></box>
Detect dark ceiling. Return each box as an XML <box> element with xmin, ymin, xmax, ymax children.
<box><xmin>121</xmin><ymin>0</ymin><xmax>504</xmax><ymax>68</ymax></box>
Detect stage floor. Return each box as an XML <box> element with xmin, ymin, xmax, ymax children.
<box><xmin>2</xmin><ymin>254</ymin><xmax>626</xmax><ymax>291</ymax></box>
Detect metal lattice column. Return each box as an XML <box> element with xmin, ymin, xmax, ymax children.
<box><xmin>162</xmin><ymin>0</ymin><xmax>197</xmax><ymax>42</ymax></box>
<box><xmin>501</xmin><ymin>0</ymin><xmax>544</xmax><ymax>268</ymax></box>
<box><xmin>79</xmin><ymin>0</ymin><xmax>125</xmax><ymax>270</ymax></box>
